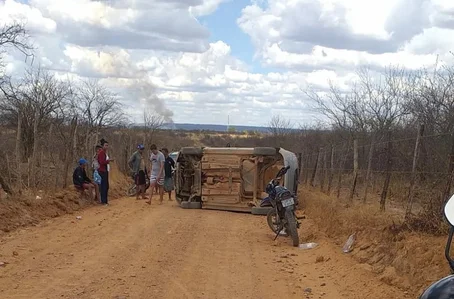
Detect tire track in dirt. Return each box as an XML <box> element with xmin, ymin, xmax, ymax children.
<box><xmin>0</xmin><ymin>198</ymin><xmax>409</xmax><ymax>299</ymax></box>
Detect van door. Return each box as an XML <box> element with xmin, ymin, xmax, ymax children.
<box><xmin>200</xmin><ymin>153</ymin><xmax>241</xmax><ymax>207</ymax></box>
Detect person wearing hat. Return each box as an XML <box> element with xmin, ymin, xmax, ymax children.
<box><xmin>73</xmin><ymin>158</ymin><xmax>96</xmax><ymax>200</ymax></box>
<box><xmin>128</xmin><ymin>144</ymin><xmax>148</xmax><ymax>200</ymax></box>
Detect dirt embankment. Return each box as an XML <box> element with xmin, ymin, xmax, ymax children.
<box><xmin>300</xmin><ymin>188</ymin><xmax>448</xmax><ymax>297</ymax></box>
<box><xmin>0</xmin><ymin>163</ymin><xmax>129</xmax><ymax>235</ymax></box>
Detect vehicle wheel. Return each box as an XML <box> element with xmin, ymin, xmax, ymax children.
<box><xmin>253</xmin><ymin>147</ymin><xmax>277</xmax><ymax>156</ymax></box>
<box><xmin>180</xmin><ymin>201</ymin><xmax>202</xmax><ymax>209</ymax></box>
<box><xmin>180</xmin><ymin>147</ymin><xmax>203</xmax><ymax>155</ymax></box>
<box><xmin>266</xmin><ymin>209</ymin><xmax>288</xmax><ymax>236</ymax></box>
<box><xmin>127</xmin><ymin>185</ymin><xmax>136</xmax><ymax>197</ymax></box>
<box><xmin>175</xmin><ymin>195</ymin><xmax>184</xmax><ymax>205</ymax></box>
<box><xmin>285</xmin><ymin>209</ymin><xmax>300</xmax><ymax>247</ymax></box>
<box><xmin>188</xmin><ymin>202</ymin><xmax>202</xmax><ymax>209</ymax></box>
<box><xmin>251</xmin><ymin>206</ymin><xmax>272</xmax><ymax>215</ymax></box>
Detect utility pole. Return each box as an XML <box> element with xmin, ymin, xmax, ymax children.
<box><xmin>227</xmin><ymin>114</ymin><xmax>230</xmax><ymax>132</ymax></box>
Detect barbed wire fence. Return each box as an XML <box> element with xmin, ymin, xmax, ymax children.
<box><xmin>297</xmin><ymin>126</ymin><xmax>454</xmax><ymax>218</ymax></box>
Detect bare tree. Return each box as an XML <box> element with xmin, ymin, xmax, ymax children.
<box><xmin>306</xmin><ymin>82</ymin><xmax>369</xmax><ymax>137</ymax></box>
<box><xmin>76</xmin><ymin>79</ymin><xmax>126</xmax><ymax>154</ymax></box>
<box><xmin>407</xmin><ymin>65</ymin><xmax>454</xmax><ymax>135</ymax></box>
<box><xmin>356</xmin><ymin>66</ymin><xmax>411</xmax><ymax>135</ymax></box>
<box><xmin>268</xmin><ymin>114</ymin><xmax>293</xmax><ymax>137</ymax></box>
<box><xmin>0</xmin><ymin>67</ymin><xmax>73</xmax><ymax>159</ymax></box>
<box><xmin>0</xmin><ymin>22</ymin><xmax>34</xmax><ymax>73</ymax></box>
<box><xmin>307</xmin><ymin>66</ymin><xmax>411</xmax><ymax>138</ymax></box>
<box><xmin>267</xmin><ymin>114</ymin><xmax>295</xmax><ymax>148</ymax></box>
<box><xmin>143</xmin><ymin>110</ymin><xmax>165</xmax><ymax>144</ymax></box>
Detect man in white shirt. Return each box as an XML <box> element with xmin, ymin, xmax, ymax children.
<box><xmin>146</xmin><ymin>144</ymin><xmax>165</xmax><ymax>205</ymax></box>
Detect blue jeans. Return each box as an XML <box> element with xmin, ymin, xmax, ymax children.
<box><xmin>99</xmin><ymin>171</ymin><xmax>109</xmax><ymax>204</ymax></box>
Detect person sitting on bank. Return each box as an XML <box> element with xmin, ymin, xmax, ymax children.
<box><xmin>73</xmin><ymin>158</ymin><xmax>95</xmax><ymax>200</ymax></box>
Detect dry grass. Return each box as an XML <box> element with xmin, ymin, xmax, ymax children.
<box><xmin>300</xmin><ymin>187</ymin><xmax>450</xmax><ymax>296</ymax></box>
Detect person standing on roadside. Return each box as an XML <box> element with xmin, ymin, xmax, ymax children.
<box><xmin>91</xmin><ymin>145</ymin><xmax>102</xmax><ymax>202</ymax></box>
<box><xmin>98</xmin><ymin>139</ymin><xmax>112</xmax><ymax>205</ymax></box>
<box><xmin>161</xmin><ymin>148</ymin><xmax>175</xmax><ymax>201</ymax></box>
<box><xmin>128</xmin><ymin>144</ymin><xmax>148</xmax><ymax>200</ymax></box>
<box><xmin>146</xmin><ymin>144</ymin><xmax>165</xmax><ymax>205</ymax></box>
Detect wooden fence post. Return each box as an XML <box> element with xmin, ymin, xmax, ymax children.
<box><xmin>304</xmin><ymin>152</ymin><xmax>310</xmax><ymax>185</ymax></box>
<box><xmin>353</xmin><ymin>138</ymin><xmax>359</xmax><ymax>176</ymax></box>
<box><xmin>63</xmin><ymin>117</ymin><xmax>78</xmax><ymax>188</ymax></box>
<box><xmin>1</xmin><ymin>154</ymin><xmax>13</xmax><ymax>195</ymax></box>
<box><xmin>405</xmin><ymin>124</ymin><xmax>424</xmax><ymax>217</ymax></box>
<box><xmin>30</xmin><ymin>110</ymin><xmax>39</xmax><ymax>188</ymax></box>
<box><xmin>380</xmin><ymin>131</ymin><xmax>393</xmax><ymax>211</ymax></box>
<box><xmin>320</xmin><ymin>149</ymin><xmax>327</xmax><ymax>192</ymax></box>
<box><xmin>363</xmin><ymin>135</ymin><xmax>376</xmax><ymax>203</ymax></box>
<box><xmin>327</xmin><ymin>145</ymin><xmax>335</xmax><ymax>194</ymax></box>
<box><xmin>349</xmin><ymin>139</ymin><xmax>359</xmax><ymax>200</ymax></box>
<box><xmin>297</xmin><ymin>152</ymin><xmax>303</xmax><ymax>183</ymax></box>
<box><xmin>15</xmin><ymin>110</ymin><xmax>22</xmax><ymax>188</ymax></box>
<box><xmin>310</xmin><ymin>148</ymin><xmax>321</xmax><ymax>187</ymax></box>
<box><xmin>336</xmin><ymin>145</ymin><xmax>349</xmax><ymax>199</ymax></box>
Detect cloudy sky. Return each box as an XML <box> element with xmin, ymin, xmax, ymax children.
<box><xmin>1</xmin><ymin>0</ymin><xmax>453</xmax><ymax>126</ymax></box>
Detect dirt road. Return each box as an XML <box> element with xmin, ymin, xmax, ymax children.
<box><xmin>0</xmin><ymin>198</ymin><xmax>408</xmax><ymax>299</ymax></box>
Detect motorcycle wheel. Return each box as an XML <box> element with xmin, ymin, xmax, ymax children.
<box><xmin>127</xmin><ymin>185</ymin><xmax>137</xmax><ymax>197</ymax></box>
<box><xmin>266</xmin><ymin>209</ymin><xmax>288</xmax><ymax>237</ymax></box>
<box><xmin>285</xmin><ymin>209</ymin><xmax>300</xmax><ymax>247</ymax></box>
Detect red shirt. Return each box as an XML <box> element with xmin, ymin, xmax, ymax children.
<box><xmin>97</xmin><ymin>149</ymin><xmax>109</xmax><ymax>172</ymax></box>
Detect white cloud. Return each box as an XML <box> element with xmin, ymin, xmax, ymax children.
<box><xmin>238</xmin><ymin>0</ymin><xmax>453</xmax><ymax>70</ymax></box>
<box><xmin>189</xmin><ymin>0</ymin><xmax>230</xmax><ymax>17</ymax></box>
<box><xmin>0</xmin><ymin>0</ymin><xmax>56</xmax><ymax>33</ymax></box>
<box><xmin>2</xmin><ymin>0</ymin><xmax>454</xmax><ymax>127</ymax></box>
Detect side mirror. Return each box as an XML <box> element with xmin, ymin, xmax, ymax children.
<box><xmin>444</xmin><ymin>194</ymin><xmax>454</xmax><ymax>273</ymax></box>
<box><xmin>445</xmin><ymin>194</ymin><xmax>454</xmax><ymax>226</ymax></box>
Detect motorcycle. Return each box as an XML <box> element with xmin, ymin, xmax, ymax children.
<box><xmin>127</xmin><ymin>172</ymin><xmax>150</xmax><ymax>197</ymax></box>
<box><xmin>260</xmin><ymin>165</ymin><xmax>301</xmax><ymax>247</ymax></box>
<box><xmin>419</xmin><ymin>193</ymin><xmax>454</xmax><ymax>298</ymax></box>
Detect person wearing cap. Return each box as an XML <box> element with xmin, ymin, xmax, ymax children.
<box><xmin>128</xmin><ymin>144</ymin><xmax>148</xmax><ymax>200</ymax></box>
<box><xmin>73</xmin><ymin>158</ymin><xmax>96</xmax><ymax>200</ymax></box>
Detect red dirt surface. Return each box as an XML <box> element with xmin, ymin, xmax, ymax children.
<box><xmin>0</xmin><ymin>197</ymin><xmax>408</xmax><ymax>299</ymax></box>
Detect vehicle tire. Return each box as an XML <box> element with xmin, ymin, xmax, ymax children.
<box><xmin>188</xmin><ymin>202</ymin><xmax>202</xmax><ymax>209</ymax></box>
<box><xmin>253</xmin><ymin>147</ymin><xmax>277</xmax><ymax>156</ymax></box>
<box><xmin>175</xmin><ymin>195</ymin><xmax>184</xmax><ymax>205</ymax></box>
<box><xmin>251</xmin><ymin>206</ymin><xmax>272</xmax><ymax>215</ymax></box>
<box><xmin>266</xmin><ymin>209</ymin><xmax>288</xmax><ymax>236</ymax></box>
<box><xmin>180</xmin><ymin>201</ymin><xmax>202</xmax><ymax>209</ymax></box>
<box><xmin>180</xmin><ymin>147</ymin><xmax>203</xmax><ymax>156</ymax></box>
<box><xmin>180</xmin><ymin>201</ymin><xmax>190</xmax><ymax>209</ymax></box>
<box><xmin>285</xmin><ymin>209</ymin><xmax>300</xmax><ymax>247</ymax></box>
<box><xmin>127</xmin><ymin>185</ymin><xmax>136</xmax><ymax>197</ymax></box>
